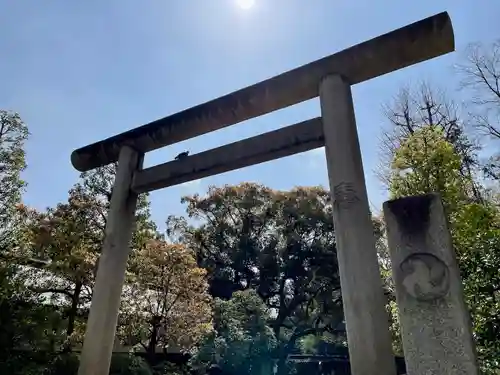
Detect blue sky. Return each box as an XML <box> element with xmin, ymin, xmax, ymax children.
<box><xmin>1</xmin><ymin>0</ymin><xmax>499</xmax><ymax>228</ymax></box>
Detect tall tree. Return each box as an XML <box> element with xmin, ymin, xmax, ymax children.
<box><xmin>0</xmin><ymin>110</ymin><xmax>28</xmax><ymax>253</ymax></box>
<box><xmin>20</xmin><ymin>164</ymin><xmax>157</xmax><ymax>349</ymax></box>
<box><xmin>190</xmin><ymin>290</ymin><xmax>277</xmax><ymax>375</ymax></box>
<box><xmin>378</xmin><ymin>83</ymin><xmax>481</xmax><ymax>200</ymax></box>
<box><xmin>78</xmin><ymin>163</ymin><xmax>157</xmax><ymax>251</ymax></box>
<box><xmin>20</xmin><ymin>184</ymin><xmax>104</xmax><ymax>343</ymax></box>
<box><xmin>458</xmin><ymin>40</ymin><xmax>500</xmax><ymax>139</ymax></box>
<box><xmin>168</xmin><ymin>183</ymin><xmax>344</xmax><ymax>372</ymax></box>
<box><xmin>457</xmin><ymin>39</ymin><xmax>500</xmax><ymax>181</ymax></box>
<box><xmin>0</xmin><ymin>110</ymin><xmax>47</xmax><ymax>373</ymax></box>
<box><xmin>389</xmin><ymin>126</ymin><xmax>469</xmax><ymax>209</ymax></box>
<box><xmin>118</xmin><ymin>240</ymin><xmax>213</xmax><ymax>364</ymax></box>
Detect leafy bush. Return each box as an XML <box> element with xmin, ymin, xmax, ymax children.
<box><xmin>109</xmin><ymin>354</ymin><xmax>153</xmax><ymax>375</ymax></box>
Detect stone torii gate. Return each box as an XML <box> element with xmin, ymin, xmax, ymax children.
<box><xmin>72</xmin><ymin>12</ymin><xmax>454</xmax><ymax>375</ymax></box>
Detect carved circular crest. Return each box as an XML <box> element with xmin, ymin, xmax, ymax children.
<box><xmin>399</xmin><ymin>253</ymin><xmax>450</xmax><ymax>302</ymax></box>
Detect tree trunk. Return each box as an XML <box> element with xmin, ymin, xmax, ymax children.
<box><xmin>60</xmin><ymin>281</ymin><xmax>82</xmax><ymax>354</ymax></box>
<box><xmin>67</xmin><ymin>280</ymin><xmax>82</xmax><ymax>338</ymax></box>
<box><xmin>146</xmin><ymin>316</ymin><xmax>161</xmax><ymax>365</ymax></box>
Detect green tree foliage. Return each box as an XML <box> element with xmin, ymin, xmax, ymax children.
<box><xmin>379</xmin><ymin>83</ymin><xmax>481</xmax><ymax>200</ymax></box>
<box><xmin>17</xmin><ymin>164</ymin><xmax>158</xmax><ymax>350</ymax></box>
<box><xmin>19</xmin><ymin>352</ymin><xmax>153</xmax><ymax>375</ymax></box>
<box><xmin>0</xmin><ymin>111</ymin><xmax>55</xmax><ymax>374</ymax></box>
<box><xmin>0</xmin><ymin>299</ymin><xmax>67</xmax><ymax>374</ymax></box>
<box><xmin>108</xmin><ymin>354</ymin><xmax>153</xmax><ymax>375</ymax></box>
<box><xmin>0</xmin><ymin>110</ymin><xmax>29</xmax><ymax>253</ymax></box>
<box><xmin>168</xmin><ymin>183</ymin><xmax>345</xmax><ymax>374</ymax></box>
<box><xmin>167</xmin><ymin>184</ymin><xmax>343</xmax><ymax>346</ymax></box>
<box><xmin>371</xmin><ymin>216</ymin><xmax>404</xmax><ymax>355</ymax></box>
<box><xmin>190</xmin><ymin>289</ymin><xmax>277</xmax><ymax>375</ymax></box>
<box><xmin>389</xmin><ymin>126</ymin><xmax>469</xmax><ymax>209</ymax></box>
<box><xmin>453</xmin><ymin>202</ymin><xmax>500</xmax><ymax>369</ymax></box>
<box><xmin>78</xmin><ymin>163</ymin><xmax>158</xmax><ymax>250</ymax></box>
<box><xmin>3</xmin><ymin>37</ymin><xmax>500</xmax><ymax>375</ymax></box>
<box><xmin>20</xmin><ymin>185</ymin><xmax>104</xmax><ymax>345</ymax></box>
<box><xmin>389</xmin><ymin>125</ymin><xmax>500</xmax><ymax>373</ymax></box>
<box><xmin>119</xmin><ymin>240</ymin><xmax>213</xmax><ymax>362</ymax></box>
<box><xmin>379</xmin><ymin>83</ymin><xmax>485</xmax><ymax>357</ymax></box>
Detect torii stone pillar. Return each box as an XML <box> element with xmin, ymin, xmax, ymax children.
<box><xmin>77</xmin><ymin>146</ymin><xmax>143</xmax><ymax>375</ymax></box>
<box><xmin>320</xmin><ymin>75</ymin><xmax>396</xmax><ymax>375</ymax></box>
<box><xmin>71</xmin><ymin>12</ymin><xmax>454</xmax><ymax>375</ymax></box>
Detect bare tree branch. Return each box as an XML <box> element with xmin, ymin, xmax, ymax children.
<box><xmin>457</xmin><ymin>39</ymin><xmax>500</xmax><ymax>142</ymax></box>
<box><xmin>377</xmin><ymin>81</ymin><xmax>481</xmax><ymax>199</ymax></box>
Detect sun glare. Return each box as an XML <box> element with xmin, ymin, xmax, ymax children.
<box><xmin>236</xmin><ymin>0</ymin><xmax>255</xmax><ymax>10</ymax></box>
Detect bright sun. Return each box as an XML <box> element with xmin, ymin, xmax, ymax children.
<box><xmin>236</xmin><ymin>0</ymin><xmax>255</xmax><ymax>10</ymax></box>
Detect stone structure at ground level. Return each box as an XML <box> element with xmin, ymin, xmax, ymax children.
<box><xmin>69</xmin><ymin>12</ymin><xmax>477</xmax><ymax>375</ymax></box>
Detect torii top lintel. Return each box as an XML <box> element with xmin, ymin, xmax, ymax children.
<box><xmin>71</xmin><ymin>12</ymin><xmax>454</xmax><ymax>172</ymax></box>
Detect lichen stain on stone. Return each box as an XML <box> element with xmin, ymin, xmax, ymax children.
<box><xmin>386</xmin><ymin>194</ymin><xmax>434</xmax><ymax>236</ymax></box>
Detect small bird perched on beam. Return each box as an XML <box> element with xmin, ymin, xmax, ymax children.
<box><xmin>174</xmin><ymin>151</ymin><xmax>189</xmax><ymax>160</ymax></box>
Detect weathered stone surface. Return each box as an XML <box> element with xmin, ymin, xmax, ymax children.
<box><xmin>77</xmin><ymin>146</ymin><xmax>143</xmax><ymax>375</ymax></box>
<box><xmin>74</xmin><ymin>11</ymin><xmax>458</xmax><ymax>375</ymax></box>
<box><xmin>384</xmin><ymin>194</ymin><xmax>479</xmax><ymax>375</ymax></box>
<box><xmin>320</xmin><ymin>74</ymin><xmax>396</xmax><ymax>375</ymax></box>
<box><xmin>131</xmin><ymin>117</ymin><xmax>324</xmax><ymax>193</ymax></box>
<box><xmin>71</xmin><ymin>12</ymin><xmax>454</xmax><ymax>172</ymax></box>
